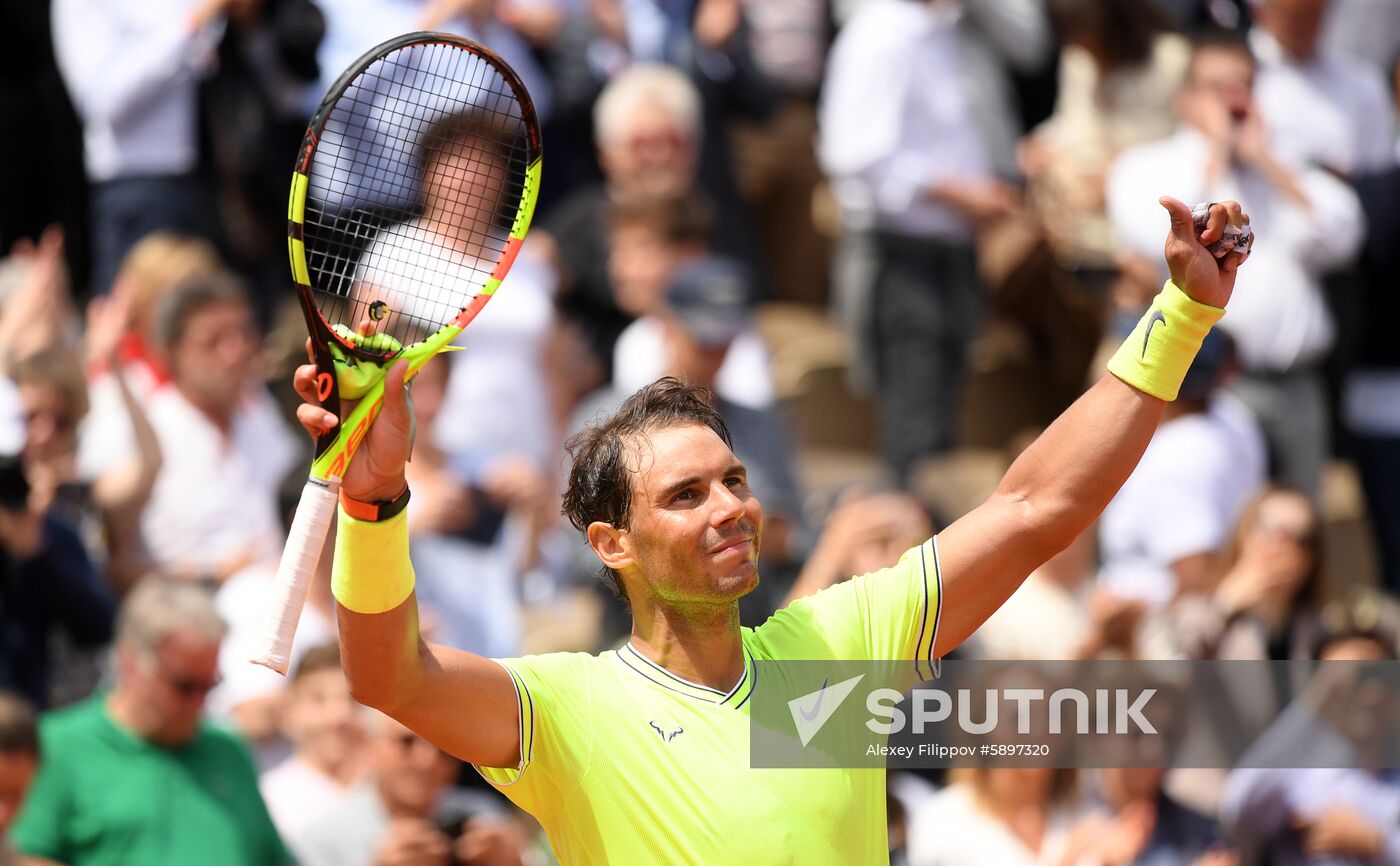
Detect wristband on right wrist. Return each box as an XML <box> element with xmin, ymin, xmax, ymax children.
<box><xmin>332</xmin><ymin>504</ymin><xmax>415</xmax><ymax>614</ymax></box>
<box><xmin>1107</xmin><ymin>280</ymin><xmax>1225</xmax><ymax>401</ymax></box>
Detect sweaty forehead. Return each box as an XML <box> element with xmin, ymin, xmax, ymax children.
<box><xmin>624</xmin><ymin>423</ymin><xmax>735</xmax><ymax>496</ymax></box>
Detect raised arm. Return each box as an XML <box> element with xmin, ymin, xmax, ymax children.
<box><xmin>933</xmin><ymin>197</ymin><xmax>1249</xmax><ymax>656</ymax></box>
<box><xmin>291</xmin><ymin>359</ymin><xmax>521</xmax><ymax>768</ymax></box>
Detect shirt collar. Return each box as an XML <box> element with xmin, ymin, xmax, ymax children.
<box><xmin>615</xmin><ymin>641</ymin><xmax>757</xmax><ymax>708</ymax></box>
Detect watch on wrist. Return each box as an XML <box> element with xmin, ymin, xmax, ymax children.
<box><xmin>340</xmin><ymin>485</ymin><xmax>411</xmax><ymax>522</ymax></box>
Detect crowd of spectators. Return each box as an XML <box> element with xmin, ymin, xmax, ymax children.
<box><xmin>1</xmin><ymin>0</ymin><xmax>1399</xmax><ymax>863</ymax></box>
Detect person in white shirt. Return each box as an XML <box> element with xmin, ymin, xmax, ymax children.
<box><xmin>132</xmin><ymin>273</ymin><xmax>298</xmax><ymax>582</ymax></box>
<box><xmin>908</xmin><ymin>767</ymin><xmax>1085</xmax><ymax>866</ymax></box>
<box><xmin>50</xmin><ymin>0</ymin><xmax>235</xmax><ymax>295</ymax></box>
<box><xmin>819</xmin><ymin>0</ymin><xmax>1050</xmax><ymax>482</ymax></box>
<box><xmin>1107</xmin><ymin>31</ymin><xmax>1363</xmax><ymax>499</ymax></box>
<box><xmin>1250</xmin><ymin>0</ymin><xmax>1396</xmax><ymax>177</ymax></box>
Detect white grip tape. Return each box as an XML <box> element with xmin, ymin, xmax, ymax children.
<box><xmin>250</xmin><ymin>477</ymin><xmax>339</xmax><ymax>673</ymax></box>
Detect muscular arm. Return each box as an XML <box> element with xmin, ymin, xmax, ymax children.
<box><xmin>336</xmin><ymin>590</ymin><xmax>521</xmax><ymax>768</ymax></box>
<box><xmin>294</xmin><ymin>361</ymin><xmax>521</xmax><ymax>769</ymax></box>
<box><xmin>934</xmin><ymin>374</ymin><xmax>1164</xmax><ymax>654</ymax></box>
<box><xmin>933</xmin><ymin>197</ymin><xmax>1248</xmax><ymax>657</ymax></box>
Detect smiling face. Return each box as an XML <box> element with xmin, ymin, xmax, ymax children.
<box><xmin>594</xmin><ymin>424</ymin><xmax>763</xmax><ymax>608</ymax></box>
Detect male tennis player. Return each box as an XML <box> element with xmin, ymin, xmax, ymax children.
<box><xmin>293</xmin><ymin>197</ymin><xmax>1250</xmax><ymax>864</ymax></box>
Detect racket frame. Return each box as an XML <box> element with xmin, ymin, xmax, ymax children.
<box><xmin>252</xmin><ymin>31</ymin><xmax>542</xmax><ymax>673</ymax></box>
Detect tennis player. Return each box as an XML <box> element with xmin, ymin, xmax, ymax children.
<box><xmin>292</xmin><ymin>197</ymin><xmax>1250</xmax><ymax>863</ymax></box>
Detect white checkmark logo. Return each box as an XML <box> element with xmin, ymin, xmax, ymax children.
<box><xmin>789</xmin><ymin>674</ymin><xmax>865</xmax><ymax>746</ymax></box>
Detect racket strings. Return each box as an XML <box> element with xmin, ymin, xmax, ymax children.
<box><xmin>303</xmin><ymin>40</ymin><xmax>532</xmax><ymax>350</ymax></box>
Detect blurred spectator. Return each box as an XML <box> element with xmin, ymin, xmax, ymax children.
<box><xmin>907</xmin><ymin>767</ymin><xmax>1082</xmax><ymax>866</ymax></box>
<box><xmin>545</xmin><ymin>64</ymin><xmax>754</xmax><ymax>382</ymax></box>
<box><xmin>728</xmin><ymin>0</ymin><xmax>832</xmax><ymax>305</ymax></box>
<box><xmin>13</xmin><ymin>579</ymin><xmax>289</xmax><ymax>865</ymax></box>
<box><xmin>77</xmin><ymin>233</ymin><xmax>224</xmax><ymax>405</ymax></box>
<box><xmin>0</xmin><ymin>454</ymin><xmax>114</xmax><ymax>710</ymax></box>
<box><xmin>260</xmin><ymin>643</ymin><xmax>365</xmax><ymax>840</ymax></box>
<box><xmin>1107</xmin><ymin>31</ymin><xmax>1364</xmax><ymax>498</ymax></box>
<box><xmin>292</xmin><ymin>712</ymin><xmax>527</xmax><ymax>866</ymax></box>
<box><xmin>9</xmin><ymin>351</ymin><xmax>92</xmax><ymax>527</ymax></box>
<box><xmin>1096</xmin><ymin>330</ymin><xmax>1266</xmax><ymax>607</ymax></box>
<box><xmin>7</xmin><ymin>349</ymin><xmax>118</xmax><ymax>707</ymax></box>
<box><xmin>0</xmin><ymin>693</ymin><xmax>38</xmax><ymax>863</ymax></box>
<box><xmin>405</xmin><ymin>357</ymin><xmax>528</xmax><ymax>659</ymax></box>
<box><xmin>200</xmin><ymin>0</ymin><xmax>324</xmax><ymax>326</ymax></box>
<box><xmin>76</xmin><ymin>235</ymin><xmax>223</xmax><ymax>588</ymax></box>
<box><xmin>608</xmin><ymin>198</ymin><xmax>776</xmax><ymax>408</ymax></box>
<box><xmin>1220</xmin><ymin>619</ymin><xmax>1400</xmax><ymax>866</ymax></box>
<box><xmin>548</xmin><ymin>0</ymin><xmax>773</xmax><ymax>228</ymax></box>
<box><xmin>1085</xmin><ymin>766</ymin><xmax>1234</xmax><ymax>866</ymax></box>
<box><xmin>1250</xmin><ymin>0</ymin><xmax>1395</xmax><ymax>178</ymax></box>
<box><xmin>819</xmin><ymin>0</ymin><xmax>1051</xmax><ymax>482</ymax></box>
<box><xmin>1184</xmin><ymin>486</ymin><xmax>1327</xmax><ymax>660</ymax></box>
<box><xmin>607</xmin><ymin>193</ymin><xmax>711</xmax><ymax>319</ymax></box>
<box><xmin>50</xmin><ymin>0</ymin><xmax>234</xmax><ymax>296</ymax></box>
<box><xmin>782</xmin><ymin>489</ymin><xmax>933</xmax><ymax>605</ymax></box>
<box><xmin>121</xmin><ymin>273</ymin><xmax>298</xmax><ymax>582</ymax></box>
<box><xmin>1023</xmin><ymin>0</ymin><xmax>1188</xmax><ymax>282</ymax></box>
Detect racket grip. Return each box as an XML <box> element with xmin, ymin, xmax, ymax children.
<box><xmin>250</xmin><ymin>477</ymin><xmax>339</xmax><ymax>674</ymax></box>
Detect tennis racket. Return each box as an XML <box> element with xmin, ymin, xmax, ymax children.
<box><xmin>251</xmin><ymin>32</ymin><xmax>542</xmax><ymax>673</ymax></box>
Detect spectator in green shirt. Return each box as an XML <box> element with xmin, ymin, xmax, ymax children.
<box><xmin>13</xmin><ymin>579</ymin><xmax>289</xmax><ymax>866</ymax></box>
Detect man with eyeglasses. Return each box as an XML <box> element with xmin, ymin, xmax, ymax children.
<box><xmin>12</xmin><ymin>579</ymin><xmax>290</xmax><ymax>866</ymax></box>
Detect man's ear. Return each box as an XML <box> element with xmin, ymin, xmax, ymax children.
<box><xmin>587</xmin><ymin>521</ymin><xmax>633</xmax><ymax>572</ymax></box>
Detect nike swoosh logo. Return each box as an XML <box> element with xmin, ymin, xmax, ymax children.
<box><xmin>798</xmin><ymin>676</ymin><xmax>830</xmax><ymax>721</ymax></box>
<box><xmin>1142</xmin><ymin>310</ymin><xmax>1167</xmax><ymax>359</ymax></box>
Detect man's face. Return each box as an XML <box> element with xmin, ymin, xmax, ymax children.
<box><xmin>368</xmin><ymin>716</ymin><xmax>456</xmax><ymax>817</ymax></box>
<box><xmin>1181</xmin><ymin>49</ymin><xmax>1255</xmax><ymax>131</ymax></box>
<box><xmin>0</xmin><ymin>750</ymin><xmax>36</xmax><ymax>836</ymax></box>
<box><xmin>608</xmin><ymin>223</ymin><xmax>686</xmax><ymax>317</ymax></box>
<box><xmin>285</xmin><ymin>668</ymin><xmax>364</xmax><ymax>771</ymax></box>
<box><xmin>123</xmin><ymin>632</ymin><xmax>222</xmax><ymax>746</ymax></box>
<box><xmin>600</xmin><ymin>104</ymin><xmax>697</xmax><ymax>202</ymax></box>
<box><xmin>169</xmin><ymin>300</ymin><xmax>258</xmax><ymax>411</ymax></box>
<box><xmin>608</xmin><ymin>424</ymin><xmax>763</xmax><ymax>606</ymax></box>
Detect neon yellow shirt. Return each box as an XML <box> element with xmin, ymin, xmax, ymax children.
<box><xmin>477</xmin><ymin>538</ymin><xmax>943</xmax><ymax>865</ymax></box>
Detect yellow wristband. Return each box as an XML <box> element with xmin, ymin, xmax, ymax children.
<box><xmin>1107</xmin><ymin>280</ymin><xmax>1225</xmax><ymax>401</ymax></box>
<box><xmin>332</xmin><ymin>505</ymin><xmax>416</xmax><ymax>614</ymax></box>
